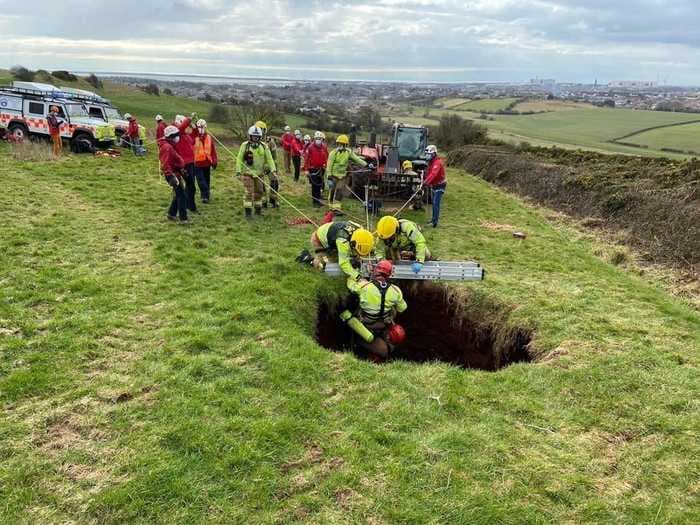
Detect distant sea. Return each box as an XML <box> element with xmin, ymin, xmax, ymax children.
<box><xmin>74</xmin><ymin>71</ymin><xmax>322</xmax><ymax>86</ymax></box>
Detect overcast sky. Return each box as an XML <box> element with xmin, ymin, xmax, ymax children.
<box><xmin>3</xmin><ymin>0</ymin><xmax>700</xmax><ymax>84</ymax></box>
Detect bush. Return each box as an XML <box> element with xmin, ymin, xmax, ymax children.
<box><xmin>52</xmin><ymin>70</ymin><xmax>77</xmax><ymax>82</ymax></box>
<box><xmin>208</xmin><ymin>104</ymin><xmax>230</xmax><ymax>124</ymax></box>
<box><xmin>163</xmin><ymin>88</ymin><xmax>173</xmax><ymax>96</ymax></box>
<box><xmin>10</xmin><ymin>66</ymin><xmax>36</xmax><ymax>81</ymax></box>
<box><xmin>143</xmin><ymin>84</ymin><xmax>160</xmax><ymax>96</ymax></box>
<box><xmin>430</xmin><ymin>114</ymin><xmax>487</xmax><ymax>151</ymax></box>
<box><xmin>85</xmin><ymin>73</ymin><xmax>103</xmax><ymax>89</ymax></box>
<box><xmin>229</xmin><ymin>104</ymin><xmax>284</xmax><ymax>140</ymax></box>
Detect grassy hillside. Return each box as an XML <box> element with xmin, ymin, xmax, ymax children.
<box><xmin>1</xmin><ymin>125</ymin><xmax>698</xmax><ymax>523</ymax></box>
<box><xmin>455</xmin><ymin>97</ymin><xmax>519</xmax><ymax>113</ymax></box>
<box><xmin>621</xmin><ymin>121</ymin><xmax>700</xmax><ymax>154</ymax></box>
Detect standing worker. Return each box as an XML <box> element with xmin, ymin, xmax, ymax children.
<box><xmin>256</xmin><ymin>120</ymin><xmax>280</xmax><ymax>209</ymax></box>
<box><xmin>159</xmin><ymin>125</ymin><xmax>188</xmax><ymax>224</ymax></box>
<box><xmin>424</xmin><ymin>145</ymin><xmax>446</xmax><ymax>228</ymax></box>
<box><xmin>375</xmin><ymin>216</ymin><xmax>431</xmax><ymax>274</ymax></box>
<box><xmin>342</xmin><ymin>260</ymin><xmax>407</xmax><ymax>361</ymax></box>
<box><xmin>301</xmin><ymin>221</ymin><xmax>374</xmax><ymax>280</ymax></box>
<box><xmin>304</xmin><ymin>131</ymin><xmax>328</xmax><ymax>207</ymax></box>
<box><xmin>235</xmin><ymin>125</ymin><xmax>277</xmax><ymax>219</ymax></box>
<box><xmin>281</xmin><ymin>125</ymin><xmax>293</xmax><ymax>175</ymax></box>
<box><xmin>326</xmin><ymin>134</ymin><xmax>370</xmax><ymax>213</ymax></box>
<box><xmin>291</xmin><ymin>129</ymin><xmax>303</xmax><ymax>182</ymax></box>
<box><xmin>123</xmin><ymin>113</ymin><xmax>141</xmax><ymax>154</ymax></box>
<box><xmin>155</xmin><ymin>115</ymin><xmax>166</xmax><ymax>140</ymax></box>
<box><xmin>192</xmin><ymin>119</ymin><xmax>217</xmax><ymax>204</ymax></box>
<box><xmin>174</xmin><ymin>114</ymin><xmax>198</xmax><ymax>213</ymax></box>
<box><xmin>47</xmin><ymin>106</ymin><xmax>64</xmax><ymax>156</ymax></box>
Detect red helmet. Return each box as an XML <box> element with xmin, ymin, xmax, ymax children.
<box><xmin>386</xmin><ymin>324</ymin><xmax>406</xmax><ymax>345</ymax></box>
<box><xmin>373</xmin><ymin>260</ymin><xmax>393</xmax><ymax>280</ymax></box>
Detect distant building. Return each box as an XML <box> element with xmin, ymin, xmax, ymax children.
<box><xmin>608</xmin><ymin>80</ymin><xmax>657</xmax><ymax>88</ymax></box>
<box><xmin>530</xmin><ymin>78</ymin><xmax>559</xmax><ymax>96</ymax></box>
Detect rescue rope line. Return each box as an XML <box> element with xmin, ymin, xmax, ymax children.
<box><xmin>208</xmin><ymin>131</ymin><xmax>321</xmax><ymax>228</ymax></box>
<box><xmin>392</xmin><ymin>183</ymin><xmax>425</xmax><ymax>218</ymax></box>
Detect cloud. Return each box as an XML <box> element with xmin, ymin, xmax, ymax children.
<box><xmin>2</xmin><ymin>0</ymin><xmax>700</xmax><ymax>83</ymax></box>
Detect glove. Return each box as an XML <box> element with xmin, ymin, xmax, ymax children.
<box><xmin>411</xmin><ymin>262</ymin><xmax>423</xmax><ymax>274</ymax></box>
<box><xmin>367</xmin><ymin>163</ymin><xmax>375</xmax><ymax>170</ymax></box>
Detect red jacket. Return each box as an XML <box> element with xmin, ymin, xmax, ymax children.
<box><xmin>290</xmin><ymin>137</ymin><xmax>303</xmax><ymax>156</ymax></box>
<box><xmin>126</xmin><ymin>119</ymin><xmax>139</xmax><ymax>138</ymax></box>
<box><xmin>281</xmin><ymin>132</ymin><xmax>294</xmax><ymax>151</ymax></box>
<box><xmin>191</xmin><ymin>129</ymin><xmax>218</xmax><ymax>168</ymax></box>
<box><xmin>304</xmin><ymin>143</ymin><xmax>328</xmax><ymax>171</ymax></box>
<box><xmin>47</xmin><ymin>113</ymin><xmax>63</xmax><ymax>135</ymax></box>
<box><xmin>159</xmin><ymin>140</ymin><xmax>184</xmax><ymax>178</ymax></box>
<box><xmin>424</xmin><ymin>157</ymin><xmax>446</xmax><ymax>187</ymax></box>
<box><xmin>156</xmin><ymin>121</ymin><xmax>166</xmax><ymax>140</ymax></box>
<box><xmin>174</xmin><ymin>117</ymin><xmax>194</xmax><ymax>164</ymax></box>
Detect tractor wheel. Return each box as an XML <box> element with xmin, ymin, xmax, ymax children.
<box><xmin>8</xmin><ymin>123</ymin><xmax>29</xmax><ymax>142</ymax></box>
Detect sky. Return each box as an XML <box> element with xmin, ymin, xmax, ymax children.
<box><xmin>2</xmin><ymin>0</ymin><xmax>700</xmax><ymax>84</ymax></box>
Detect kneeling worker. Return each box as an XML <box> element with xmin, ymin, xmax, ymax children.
<box><xmin>302</xmin><ymin>221</ymin><xmax>374</xmax><ymax>280</ymax></box>
<box><xmin>375</xmin><ymin>215</ymin><xmax>430</xmax><ymax>273</ymax></box>
<box><xmin>341</xmin><ymin>260</ymin><xmax>407</xmax><ymax>360</ymax></box>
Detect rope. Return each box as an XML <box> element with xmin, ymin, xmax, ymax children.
<box><xmin>392</xmin><ymin>183</ymin><xmax>425</xmax><ymax>218</ymax></box>
<box><xmin>208</xmin><ymin>131</ymin><xmax>321</xmax><ymax>228</ymax></box>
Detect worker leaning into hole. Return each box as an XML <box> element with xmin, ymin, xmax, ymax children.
<box><xmin>159</xmin><ymin>125</ymin><xmax>188</xmax><ymax>224</ymax></box>
<box><xmin>341</xmin><ymin>260</ymin><xmax>408</xmax><ymax>361</ymax></box>
<box><xmin>299</xmin><ymin>221</ymin><xmax>374</xmax><ymax>280</ymax></box>
<box><xmin>326</xmin><ymin>134</ymin><xmax>372</xmax><ymax>213</ymax></box>
<box><xmin>235</xmin><ymin>125</ymin><xmax>277</xmax><ymax>219</ymax></box>
<box><xmin>256</xmin><ymin>120</ymin><xmax>281</xmax><ymax>209</ymax></box>
<box><xmin>375</xmin><ymin>215</ymin><xmax>431</xmax><ymax>274</ymax></box>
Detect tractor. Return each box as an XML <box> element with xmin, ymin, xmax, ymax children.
<box><xmin>350</xmin><ymin>123</ymin><xmax>429</xmax><ymax>212</ymax></box>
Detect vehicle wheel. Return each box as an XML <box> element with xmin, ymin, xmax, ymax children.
<box><xmin>8</xmin><ymin>123</ymin><xmax>29</xmax><ymax>142</ymax></box>
<box><xmin>72</xmin><ymin>132</ymin><xmax>96</xmax><ymax>153</ymax></box>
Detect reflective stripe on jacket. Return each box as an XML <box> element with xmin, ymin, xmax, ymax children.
<box><xmin>375</xmin><ymin>219</ymin><xmax>428</xmax><ymax>262</ymax></box>
<box><xmin>315</xmin><ymin>221</ymin><xmax>361</xmax><ymax>279</ymax></box>
<box><xmin>235</xmin><ymin>141</ymin><xmax>276</xmax><ymax>177</ymax></box>
<box><xmin>346</xmin><ymin>278</ymin><xmax>407</xmax><ymax>323</ymax></box>
<box><xmin>193</xmin><ymin>133</ymin><xmax>217</xmax><ymax>168</ymax></box>
<box><xmin>327</xmin><ymin>148</ymin><xmax>367</xmax><ymax>179</ymax></box>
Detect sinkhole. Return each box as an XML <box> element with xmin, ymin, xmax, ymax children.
<box><xmin>315</xmin><ymin>282</ymin><xmax>533</xmax><ymax>371</ymax></box>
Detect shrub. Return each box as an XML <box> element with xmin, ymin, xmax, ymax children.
<box><xmin>10</xmin><ymin>66</ymin><xmax>36</xmax><ymax>81</ymax></box>
<box><xmin>229</xmin><ymin>104</ymin><xmax>284</xmax><ymax>140</ymax></box>
<box><xmin>52</xmin><ymin>70</ymin><xmax>77</xmax><ymax>82</ymax></box>
<box><xmin>85</xmin><ymin>73</ymin><xmax>103</xmax><ymax>89</ymax></box>
<box><xmin>430</xmin><ymin>114</ymin><xmax>487</xmax><ymax>151</ymax></box>
<box><xmin>163</xmin><ymin>88</ymin><xmax>173</xmax><ymax>96</ymax></box>
<box><xmin>143</xmin><ymin>84</ymin><xmax>160</xmax><ymax>96</ymax></box>
<box><xmin>208</xmin><ymin>104</ymin><xmax>230</xmax><ymax>124</ymax></box>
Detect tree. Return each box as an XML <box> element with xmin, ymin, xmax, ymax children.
<box><xmin>143</xmin><ymin>83</ymin><xmax>160</xmax><ymax>96</ymax></box>
<box><xmin>163</xmin><ymin>88</ymin><xmax>173</xmax><ymax>96</ymax></box>
<box><xmin>10</xmin><ymin>66</ymin><xmax>36</xmax><ymax>81</ymax></box>
<box><xmin>208</xmin><ymin>104</ymin><xmax>230</xmax><ymax>124</ymax></box>
<box><xmin>85</xmin><ymin>73</ymin><xmax>103</xmax><ymax>89</ymax></box>
<box><xmin>229</xmin><ymin>103</ymin><xmax>284</xmax><ymax>141</ymax></box>
<box><xmin>430</xmin><ymin>114</ymin><xmax>487</xmax><ymax>151</ymax></box>
<box><xmin>52</xmin><ymin>70</ymin><xmax>77</xmax><ymax>82</ymax></box>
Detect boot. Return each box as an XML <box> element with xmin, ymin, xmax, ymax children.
<box><xmin>270</xmin><ymin>198</ymin><xmax>278</xmax><ymax>209</ymax></box>
<box><xmin>262</xmin><ymin>201</ymin><xmax>268</xmax><ymax>209</ymax></box>
<box><xmin>254</xmin><ymin>206</ymin><xmax>262</xmax><ymax>216</ymax></box>
<box><xmin>244</xmin><ymin>208</ymin><xmax>252</xmax><ymax>219</ymax></box>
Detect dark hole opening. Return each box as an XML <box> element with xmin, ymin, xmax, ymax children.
<box><xmin>316</xmin><ymin>282</ymin><xmax>533</xmax><ymax>371</ymax></box>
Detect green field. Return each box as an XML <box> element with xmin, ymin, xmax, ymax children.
<box><xmin>455</xmin><ymin>98</ymin><xmax>519</xmax><ymax>113</ymax></box>
<box><xmin>2</xmin><ymin>81</ymin><xmax>700</xmax><ymax>522</ymax></box>
<box><xmin>620</xmin><ymin>121</ymin><xmax>700</xmax><ymax>153</ymax></box>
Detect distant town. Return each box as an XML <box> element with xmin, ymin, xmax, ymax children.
<box><xmin>106</xmin><ymin>74</ymin><xmax>700</xmax><ymax>115</ymax></box>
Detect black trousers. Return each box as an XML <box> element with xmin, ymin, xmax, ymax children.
<box><xmin>292</xmin><ymin>155</ymin><xmax>301</xmax><ymax>181</ymax></box>
<box><xmin>166</xmin><ymin>176</ymin><xmax>188</xmax><ymax>220</ymax></box>
<box><xmin>309</xmin><ymin>168</ymin><xmax>324</xmax><ymax>206</ymax></box>
<box><xmin>184</xmin><ymin>163</ymin><xmax>197</xmax><ymax>211</ymax></box>
<box><xmin>195</xmin><ymin>166</ymin><xmax>211</xmax><ymax>201</ymax></box>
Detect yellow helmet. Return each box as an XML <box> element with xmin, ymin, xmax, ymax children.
<box><xmin>336</xmin><ymin>134</ymin><xmax>350</xmax><ymax>145</ymax></box>
<box><xmin>350</xmin><ymin>228</ymin><xmax>374</xmax><ymax>256</ymax></box>
<box><xmin>376</xmin><ymin>216</ymin><xmax>399</xmax><ymax>239</ymax></box>
<box><xmin>402</xmin><ymin>160</ymin><xmax>413</xmax><ymax>170</ymax></box>
<box><xmin>255</xmin><ymin>120</ymin><xmax>267</xmax><ymax>131</ymax></box>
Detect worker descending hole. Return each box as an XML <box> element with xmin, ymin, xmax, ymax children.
<box><xmin>341</xmin><ymin>259</ymin><xmax>408</xmax><ymax>361</ymax></box>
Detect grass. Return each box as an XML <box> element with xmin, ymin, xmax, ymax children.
<box><xmin>455</xmin><ymin>98</ymin><xmax>519</xmax><ymax>113</ymax></box>
<box><xmin>1</xmin><ymin>122</ymin><xmax>699</xmax><ymax>523</ymax></box>
<box><xmin>511</xmin><ymin>100</ymin><xmax>593</xmax><ymax>113</ymax></box>
<box><xmin>620</xmin><ymin>121</ymin><xmax>700</xmax><ymax>153</ymax></box>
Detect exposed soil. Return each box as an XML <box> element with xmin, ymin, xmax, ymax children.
<box><xmin>316</xmin><ymin>282</ymin><xmax>532</xmax><ymax>371</ymax></box>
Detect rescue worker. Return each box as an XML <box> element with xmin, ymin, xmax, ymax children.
<box><xmin>192</xmin><ymin>119</ymin><xmax>217</xmax><ymax>203</ymax></box>
<box><xmin>302</xmin><ymin>134</ymin><xmax>311</xmax><ymax>158</ymax></box>
<box><xmin>155</xmin><ymin>115</ymin><xmax>166</xmax><ymax>140</ymax></box>
<box><xmin>402</xmin><ymin>159</ymin><xmax>423</xmax><ymax>210</ymax></box>
<box><xmin>326</xmin><ymin>134</ymin><xmax>370</xmax><ymax>213</ymax></box>
<box><xmin>174</xmin><ymin>114</ymin><xmax>198</xmax><ymax>213</ymax></box>
<box><xmin>235</xmin><ymin>125</ymin><xmax>277</xmax><ymax>218</ymax></box>
<box><xmin>256</xmin><ymin>120</ymin><xmax>280</xmax><ymax>209</ymax></box>
<box><xmin>304</xmin><ymin>131</ymin><xmax>328</xmax><ymax>207</ymax></box>
<box><xmin>159</xmin><ymin>125</ymin><xmax>188</xmax><ymax>224</ymax></box>
<box><xmin>281</xmin><ymin>125</ymin><xmax>293</xmax><ymax>175</ymax></box>
<box><xmin>424</xmin><ymin>144</ymin><xmax>446</xmax><ymax>228</ymax></box>
<box><xmin>375</xmin><ymin>215</ymin><xmax>430</xmax><ymax>274</ymax></box>
<box><xmin>291</xmin><ymin>129</ymin><xmax>303</xmax><ymax>182</ymax></box>
<box><xmin>302</xmin><ymin>221</ymin><xmax>374</xmax><ymax>280</ymax></box>
<box><xmin>123</xmin><ymin>113</ymin><xmax>141</xmax><ymax>154</ymax></box>
<box><xmin>342</xmin><ymin>260</ymin><xmax>407</xmax><ymax>360</ymax></box>
<box><xmin>47</xmin><ymin>106</ymin><xmax>63</xmax><ymax>156</ymax></box>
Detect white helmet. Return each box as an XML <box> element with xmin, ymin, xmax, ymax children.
<box><xmin>426</xmin><ymin>145</ymin><xmax>438</xmax><ymax>155</ymax></box>
<box><xmin>155</xmin><ymin>114</ymin><xmax>163</xmax><ymax>121</ymax></box>
<box><xmin>164</xmin><ymin>125</ymin><xmax>179</xmax><ymax>139</ymax></box>
<box><xmin>313</xmin><ymin>131</ymin><xmax>323</xmax><ymax>140</ymax></box>
<box><xmin>174</xmin><ymin>114</ymin><xmax>185</xmax><ymax>125</ymax></box>
<box><xmin>294</xmin><ymin>129</ymin><xmax>302</xmax><ymax>137</ymax></box>
<box><xmin>124</xmin><ymin>113</ymin><xmax>132</xmax><ymax>120</ymax></box>
<box><xmin>196</xmin><ymin>119</ymin><xmax>207</xmax><ymax>128</ymax></box>
<box><xmin>284</xmin><ymin>125</ymin><xmax>291</xmax><ymax>132</ymax></box>
<box><xmin>248</xmin><ymin>125</ymin><xmax>263</xmax><ymax>138</ymax></box>
<box><xmin>303</xmin><ymin>134</ymin><xmax>311</xmax><ymax>141</ymax></box>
